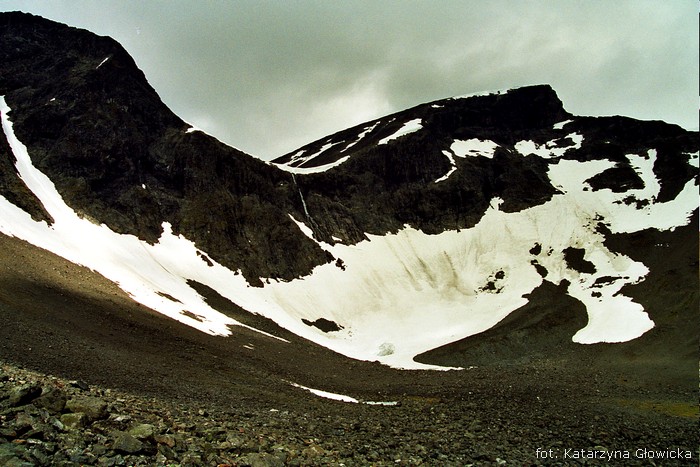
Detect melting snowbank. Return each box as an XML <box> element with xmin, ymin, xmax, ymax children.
<box><xmin>288</xmin><ymin>381</ymin><xmax>398</xmax><ymax>405</ymax></box>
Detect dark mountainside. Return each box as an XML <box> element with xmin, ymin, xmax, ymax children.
<box><xmin>0</xmin><ymin>12</ymin><xmax>698</xmax><ymax>466</ymax></box>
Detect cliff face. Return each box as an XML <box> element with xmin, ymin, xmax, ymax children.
<box><xmin>0</xmin><ymin>12</ymin><xmax>329</xmax><ymax>284</ymax></box>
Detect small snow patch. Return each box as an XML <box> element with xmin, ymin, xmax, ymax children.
<box><xmin>450</xmin><ymin>138</ymin><xmax>499</xmax><ymax>159</ymax></box>
<box><xmin>515</xmin><ymin>133</ymin><xmax>583</xmax><ymax>158</ymax></box>
<box><xmin>287</xmin><ymin>381</ymin><xmax>399</xmax><ymax>406</ymax></box>
<box><xmin>288</xmin><ymin>214</ymin><xmax>315</xmax><ymax>240</ymax></box>
<box><xmin>434</xmin><ymin>150</ymin><xmax>457</xmax><ymax>183</ymax></box>
<box><xmin>378</xmin><ymin>119</ymin><xmax>422</xmax><ymax>145</ymax></box>
<box><xmin>288</xmin><ymin>382</ymin><xmax>359</xmax><ymax>403</ymax></box>
<box><xmin>341</xmin><ymin>122</ymin><xmax>380</xmax><ymax>152</ymax></box>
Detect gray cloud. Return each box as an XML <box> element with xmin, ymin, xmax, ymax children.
<box><xmin>2</xmin><ymin>0</ymin><xmax>697</xmax><ymax>159</ymax></box>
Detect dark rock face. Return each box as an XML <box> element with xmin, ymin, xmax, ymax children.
<box><xmin>273</xmin><ymin>87</ymin><xmax>571</xmax><ymax>240</ymax></box>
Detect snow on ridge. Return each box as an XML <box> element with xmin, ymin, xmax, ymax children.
<box><xmin>286</xmin><ymin>149</ymin><xmax>306</xmax><ymax>163</ymax></box>
<box><xmin>275</xmin><ymin>141</ymin><xmax>352</xmax><ymax>174</ymax></box>
<box><xmin>451</xmin><ymin>89</ymin><xmax>507</xmax><ymax>100</ymax></box>
<box><xmin>275</xmin><ymin>122</ymin><xmax>382</xmax><ymax>174</ymax></box>
<box><xmin>378</xmin><ymin>118</ymin><xmax>422</xmax><ymax>145</ymax></box>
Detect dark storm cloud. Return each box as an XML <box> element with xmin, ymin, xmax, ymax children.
<box><xmin>1</xmin><ymin>1</ymin><xmax>697</xmax><ymax>159</ymax></box>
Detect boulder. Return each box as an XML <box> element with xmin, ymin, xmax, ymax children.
<box><xmin>65</xmin><ymin>396</ymin><xmax>108</xmax><ymax>420</ymax></box>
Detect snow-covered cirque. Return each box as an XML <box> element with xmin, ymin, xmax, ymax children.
<box><xmin>0</xmin><ymin>96</ymin><xmax>697</xmax><ymax>370</ymax></box>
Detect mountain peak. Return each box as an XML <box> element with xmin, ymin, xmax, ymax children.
<box><xmin>272</xmin><ymin>84</ymin><xmax>570</xmax><ymax>172</ymax></box>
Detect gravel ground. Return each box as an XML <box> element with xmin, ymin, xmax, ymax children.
<box><xmin>1</xmin><ymin>360</ymin><xmax>697</xmax><ymax>466</ymax></box>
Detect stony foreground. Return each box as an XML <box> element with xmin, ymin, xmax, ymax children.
<box><xmin>1</xmin><ymin>360</ymin><xmax>697</xmax><ymax>467</ymax></box>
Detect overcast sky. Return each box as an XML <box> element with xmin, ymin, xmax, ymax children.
<box><xmin>1</xmin><ymin>1</ymin><xmax>697</xmax><ymax>160</ymax></box>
